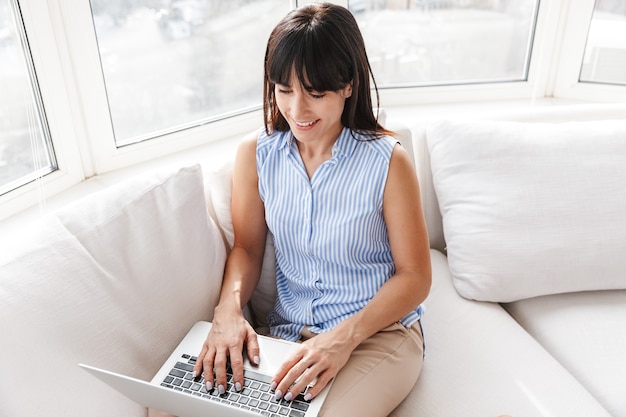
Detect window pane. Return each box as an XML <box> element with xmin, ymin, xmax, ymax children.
<box><xmin>0</xmin><ymin>0</ymin><xmax>56</xmax><ymax>196</ymax></box>
<box><xmin>348</xmin><ymin>0</ymin><xmax>539</xmax><ymax>87</ymax></box>
<box><xmin>90</xmin><ymin>0</ymin><xmax>291</xmax><ymax>147</ymax></box>
<box><xmin>580</xmin><ymin>0</ymin><xmax>626</xmax><ymax>86</ymax></box>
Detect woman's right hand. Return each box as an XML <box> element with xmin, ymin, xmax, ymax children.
<box><xmin>193</xmin><ymin>305</ymin><xmax>260</xmax><ymax>394</ymax></box>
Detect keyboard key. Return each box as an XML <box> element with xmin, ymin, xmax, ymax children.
<box><xmin>168</xmin><ymin>369</ymin><xmax>186</xmax><ymax>378</ymax></box>
<box><xmin>174</xmin><ymin>362</ymin><xmax>195</xmax><ymax>372</ymax></box>
<box><xmin>291</xmin><ymin>401</ymin><xmax>309</xmax><ymax>411</ymax></box>
<box><xmin>289</xmin><ymin>410</ymin><xmax>306</xmax><ymax>417</ymax></box>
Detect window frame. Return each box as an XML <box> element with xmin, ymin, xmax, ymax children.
<box><xmin>553</xmin><ymin>0</ymin><xmax>626</xmax><ymax>101</ymax></box>
<box><xmin>0</xmin><ymin>0</ymin><xmax>83</xmax><ymax>220</ymax></box>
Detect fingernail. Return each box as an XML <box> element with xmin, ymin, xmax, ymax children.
<box><xmin>284</xmin><ymin>392</ymin><xmax>293</xmax><ymax>401</ymax></box>
<box><xmin>192</xmin><ymin>371</ymin><xmax>197</xmax><ymax>378</ymax></box>
<box><xmin>270</xmin><ymin>381</ymin><xmax>277</xmax><ymax>391</ymax></box>
<box><xmin>205</xmin><ymin>381</ymin><xmax>213</xmax><ymax>391</ymax></box>
<box><xmin>254</xmin><ymin>355</ymin><xmax>260</xmax><ymax>365</ymax></box>
<box><xmin>274</xmin><ymin>390</ymin><xmax>283</xmax><ymax>400</ymax></box>
<box><xmin>235</xmin><ymin>381</ymin><xmax>242</xmax><ymax>392</ymax></box>
<box><xmin>218</xmin><ymin>384</ymin><xmax>225</xmax><ymax>395</ymax></box>
<box><xmin>304</xmin><ymin>393</ymin><xmax>313</xmax><ymax>401</ymax></box>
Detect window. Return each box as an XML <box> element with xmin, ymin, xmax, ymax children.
<box><xmin>89</xmin><ymin>0</ymin><xmax>291</xmax><ymax>147</ymax></box>
<box><xmin>580</xmin><ymin>0</ymin><xmax>626</xmax><ymax>85</ymax></box>
<box><xmin>0</xmin><ymin>0</ymin><xmax>56</xmax><ymax>196</ymax></box>
<box><xmin>348</xmin><ymin>0</ymin><xmax>539</xmax><ymax>87</ymax></box>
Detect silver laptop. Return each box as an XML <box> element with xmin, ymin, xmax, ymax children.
<box><xmin>80</xmin><ymin>321</ymin><xmax>332</xmax><ymax>417</ymax></box>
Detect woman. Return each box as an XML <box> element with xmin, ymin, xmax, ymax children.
<box><xmin>194</xmin><ymin>3</ymin><xmax>431</xmax><ymax>416</ymax></box>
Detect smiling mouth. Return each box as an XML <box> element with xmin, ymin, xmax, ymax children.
<box><xmin>294</xmin><ymin>119</ymin><xmax>319</xmax><ymax>128</ymax></box>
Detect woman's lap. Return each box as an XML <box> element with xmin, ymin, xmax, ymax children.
<box><xmin>317</xmin><ymin>321</ymin><xmax>424</xmax><ymax>417</ymax></box>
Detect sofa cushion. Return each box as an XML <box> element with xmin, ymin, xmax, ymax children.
<box><xmin>204</xmin><ymin>161</ymin><xmax>277</xmax><ymax>330</ymax></box>
<box><xmin>427</xmin><ymin>118</ymin><xmax>626</xmax><ymax>302</ymax></box>
<box><xmin>504</xmin><ymin>290</ymin><xmax>626</xmax><ymax>417</ymax></box>
<box><xmin>0</xmin><ymin>165</ymin><xmax>226</xmax><ymax>417</ymax></box>
<box><xmin>389</xmin><ymin>250</ymin><xmax>610</xmax><ymax>417</ymax></box>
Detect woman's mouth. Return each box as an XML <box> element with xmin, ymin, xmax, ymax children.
<box><xmin>293</xmin><ymin>119</ymin><xmax>319</xmax><ymax>129</ymax></box>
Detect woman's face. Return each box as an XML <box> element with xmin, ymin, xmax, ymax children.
<box><xmin>274</xmin><ymin>71</ymin><xmax>352</xmax><ymax>145</ymax></box>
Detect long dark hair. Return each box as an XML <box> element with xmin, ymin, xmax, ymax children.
<box><xmin>263</xmin><ymin>3</ymin><xmax>390</xmax><ymax>137</ymax></box>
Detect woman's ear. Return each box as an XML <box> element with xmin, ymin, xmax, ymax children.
<box><xmin>343</xmin><ymin>81</ymin><xmax>353</xmax><ymax>98</ymax></box>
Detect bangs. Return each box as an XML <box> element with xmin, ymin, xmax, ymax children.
<box><xmin>267</xmin><ymin>26</ymin><xmax>352</xmax><ymax>92</ymax></box>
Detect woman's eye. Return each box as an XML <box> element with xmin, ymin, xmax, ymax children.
<box><xmin>310</xmin><ymin>92</ymin><xmax>325</xmax><ymax>99</ymax></box>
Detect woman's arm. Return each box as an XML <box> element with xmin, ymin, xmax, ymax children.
<box><xmin>344</xmin><ymin>142</ymin><xmax>432</xmax><ymax>343</ymax></box>
<box><xmin>193</xmin><ymin>131</ymin><xmax>269</xmax><ymax>393</ymax></box>
<box><xmin>272</xmin><ymin>143</ymin><xmax>432</xmax><ymax>401</ymax></box>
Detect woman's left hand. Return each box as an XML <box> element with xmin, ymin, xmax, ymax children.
<box><xmin>271</xmin><ymin>329</ymin><xmax>353</xmax><ymax>402</ymax></box>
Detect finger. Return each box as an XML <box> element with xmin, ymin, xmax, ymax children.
<box><xmin>245</xmin><ymin>330</ymin><xmax>261</xmax><ymax>366</ymax></box>
<box><xmin>302</xmin><ymin>369</ymin><xmax>335</xmax><ymax>400</ymax></box>
<box><xmin>229</xmin><ymin>346</ymin><xmax>246</xmax><ymax>392</ymax></box>
<box><xmin>274</xmin><ymin>357</ymin><xmax>311</xmax><ymax>400</ymax></box>
<box><xmin>213</xmin><ymin>348</ymin><xmax>229</xmax><ymax>395</ymax></box>
<box><xmin>193</xmin><ymin>343</ymin><xmax>208</xmax><ymax>378</ymax></box>
<box><xmin>283</xmin><ymin>366</ymin><xmax>316</xmax><ymax>402</ymax></box>
<box><xmin>271</xmin><ymin>351</ymin><xmax>303</xmax><ymax>396</ymax></box>
<box><xmin>201</xmin><ymin>347</ymin><xmax>216</xmax><ymax>391</ymax></box>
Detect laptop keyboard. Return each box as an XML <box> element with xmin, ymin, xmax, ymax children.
<box><xmin>160</xmin><ymin>354</ymin><xmax>311</xmax><ymax>417</ymax></box>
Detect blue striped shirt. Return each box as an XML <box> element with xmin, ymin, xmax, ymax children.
<box><xmin>257</xmin><ymin>127</ymin><xmax>423</xmax><ymax>341</ymax></box>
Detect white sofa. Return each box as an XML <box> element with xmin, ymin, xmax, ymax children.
<box><xmin>1</xmin><ymin>103</ymin><xmax>625</xmax><ymax>417</ymax></box>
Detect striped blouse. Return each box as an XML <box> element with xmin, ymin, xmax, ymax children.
<box><xmin>257</xmin><ymin>127</ymin><xmax>423</xmax><ymax>341</ymax></box>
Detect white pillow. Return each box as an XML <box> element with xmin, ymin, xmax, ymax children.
<box><xmin>0</xmin><ymin>165</ymin><xmax>226</xmax><ymax>417</ymax></box>
<box><xmin>204</xmin><ymin>161</ymin><xmax>277</xmax><ymax>330</ymax></box>
<box><xmin>428</xmin><ymin>119</ymin><xmax>626</xmax><ymax>302</ymax></box>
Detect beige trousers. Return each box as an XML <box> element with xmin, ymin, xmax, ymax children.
<box><xmin>302</xmin><ymin>321</ymin><xmax>425</xmax><ymax>417</ymax></box>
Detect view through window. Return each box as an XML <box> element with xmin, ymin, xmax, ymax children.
<box><xmin>349</xmin><ymin>0</ymin><xmax>539</xmax><ymax>87</ymax></box>
<box><xmin>580</xmin><ymin>0</ymin><xmax>626</xmax><ymax>85</ymax></box>
<box><xmin>0</xmin><ymin>0</ymin><xmax>56</xmax><ymax>196</ymax></box>
<box><xmin>90</xmin><ymin>0</ymin><xmax>291</xmax><ymax>146</ymax></box>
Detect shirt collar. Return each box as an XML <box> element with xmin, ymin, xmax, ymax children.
<box><xmin>332</xmin><ymin>127</ymin><xmax>359</xmax><ymax>159</ymax></box>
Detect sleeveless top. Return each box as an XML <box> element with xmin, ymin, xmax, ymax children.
<box><xmin>257</xmin><ymin>126</ymin><xmax>423</xmax><ymax>341</ymax></box>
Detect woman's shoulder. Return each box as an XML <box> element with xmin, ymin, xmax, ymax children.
<box><xmin>256</xmin><ymin>128</ymin><xmax>292</xmax><ymax>159</ymax></box>
<box><xmin>353</xmin><ymin>130</ymin><xmax>398</xmax><ymax>159</ymax></box>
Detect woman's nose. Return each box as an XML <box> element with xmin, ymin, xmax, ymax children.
<box><xmin>291</xmin><ymin>91</ymin><xmax>308</xmax><ymax>117</ymax></box>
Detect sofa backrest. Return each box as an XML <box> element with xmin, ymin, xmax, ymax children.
<box><xmin>0</xmin><ymin>165</ymin><xmax>227</xmax><ymax>417</ymax></box>
<box><xmin>410</xmin><ymin>102</ymin><xmax>626</xmax><ymax>252</ymax></box>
